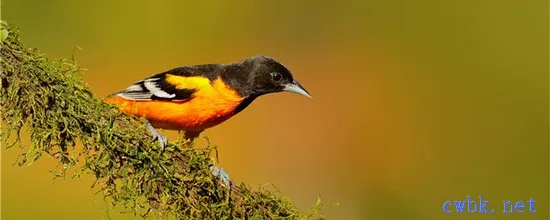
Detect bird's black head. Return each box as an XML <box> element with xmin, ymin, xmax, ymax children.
<box><xmin>237</xmin><ymin>56</ymin><xmax>312</xmax><ymax>98</ymax></box>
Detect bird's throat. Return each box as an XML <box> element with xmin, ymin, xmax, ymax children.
<box><xmin>234</xmin><ymin>95</ymin><xmax>258</xmax><ymax>114</ymax></box>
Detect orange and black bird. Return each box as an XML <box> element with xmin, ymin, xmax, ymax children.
<box><xmin>105</xmin><ymin>56</ymin><xmax>311</xmax><ymax>186</ymax></box>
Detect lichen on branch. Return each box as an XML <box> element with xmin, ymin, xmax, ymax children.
<box><xmin>0</xmin><ymin>21</ymin><xmax>324</xmax><ymax>220</ymax></box>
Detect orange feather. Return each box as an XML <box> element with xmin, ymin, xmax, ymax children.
<box><xmin>106</xmin><ymin>76</ymin><xmax>244</xmax><ymax>131</ymax></box>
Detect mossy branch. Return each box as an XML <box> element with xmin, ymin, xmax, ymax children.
<box><xmin>0</xmin><ymin>21</ymin><xmax>325</xmax><ymax>219</ymax></box>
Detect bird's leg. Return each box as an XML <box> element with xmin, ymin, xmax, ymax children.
<box><xmin>210</xmin><ymin>165</ymin><xmax>231</xmax><ymax>187</ymax></box>
<box><xmin>184</xmin><ymin>130</ymin><xmax>203</xmax><ymax>140</ymax></box>
<box><xmin>145</xmin><ymin>120</ymin><xmax>167</xmax><ymax>150</ymax></box>
<box><xmin>182</xmin><ymin>130</ymin><xmax>231</xmax><ymax>187</ymax></box>
<box><xmin>183</xmin><ymin>130</ymin><xmax>203</xmax><ymax>147</ymax></box>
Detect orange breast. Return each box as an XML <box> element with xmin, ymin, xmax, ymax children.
<box><xmin>106</xmin><ymin>77</ymin><xmax>244</xmax><ymax>131</ymax></box>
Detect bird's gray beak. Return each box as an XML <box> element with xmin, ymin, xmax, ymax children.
<box><xmin>283</xmin><ymin>80</ymin><xmax>312</xmax><ymax>98</ymax></box>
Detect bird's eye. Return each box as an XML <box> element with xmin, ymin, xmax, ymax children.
<box><xmin>270</xmin><ymin>72</ymin><xmax>282</xmax><ymax>82</ymax></box>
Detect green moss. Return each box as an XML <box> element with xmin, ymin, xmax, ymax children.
<box><xmin>0</xmin><ymin>21</ymin><xmax>326</xmax><ymax>219</ymax></box>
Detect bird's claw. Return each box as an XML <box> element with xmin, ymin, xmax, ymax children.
<box><xmin>155</xmin><ymin>134</ymin><xmax>167</xmax><ymax>150</ymax></box>
<box><xmin>145</xmin><ymin>120</ymin><xmax>167</xmax><ymax>150</ymax></box>
<box><xmin>210</xmin><ymin>165</ymin><xmax>231</xmax><ymax>187</ymax></box>
<box><xmin>143</xmin><ymin>120</ymin><xmax>229</xmax><ymax>186</ymax></box>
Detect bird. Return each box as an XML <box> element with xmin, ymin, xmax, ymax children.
<box><xmin>105</xmin><ymin>55</ymin><xmax>312</xmax><ymax>186</ymax></box>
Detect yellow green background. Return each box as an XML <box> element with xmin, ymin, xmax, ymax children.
<box><xmin>2</xmin><ymin>0</ymin><xmax>548</xmax><ymax>219</ymax></box>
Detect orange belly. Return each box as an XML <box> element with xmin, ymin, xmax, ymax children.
<box><xmin>106</xmin><ymin>96</ymin><xmax>242</xmax><ymax>131</ymax></box>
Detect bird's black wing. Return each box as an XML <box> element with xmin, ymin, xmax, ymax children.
<box><xmin>110</xmin><ymin>65</ymin><xmax>223</xmax><ymax>101</ymax></box>
<box><xmin>112</xmin><ymin>72</ymin><xmax>196</xmax><ymax>101</ymax></box>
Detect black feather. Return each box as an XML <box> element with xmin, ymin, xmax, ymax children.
<box><xmin>148</xmin><ymin>73</ymin><xmax>196</xmax><ymax>101</ymax></box>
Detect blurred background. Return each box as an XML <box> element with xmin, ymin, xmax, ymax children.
<box><xmin>1</xmin><ymin>0</ymin><xmax>548</xmax><ymax>219</ymax></box>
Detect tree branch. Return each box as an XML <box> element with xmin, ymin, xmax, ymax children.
<box><xmin>0</xmin><ymin>21</ymin><xmax>324</xmax><ymax>220</ymax></box>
